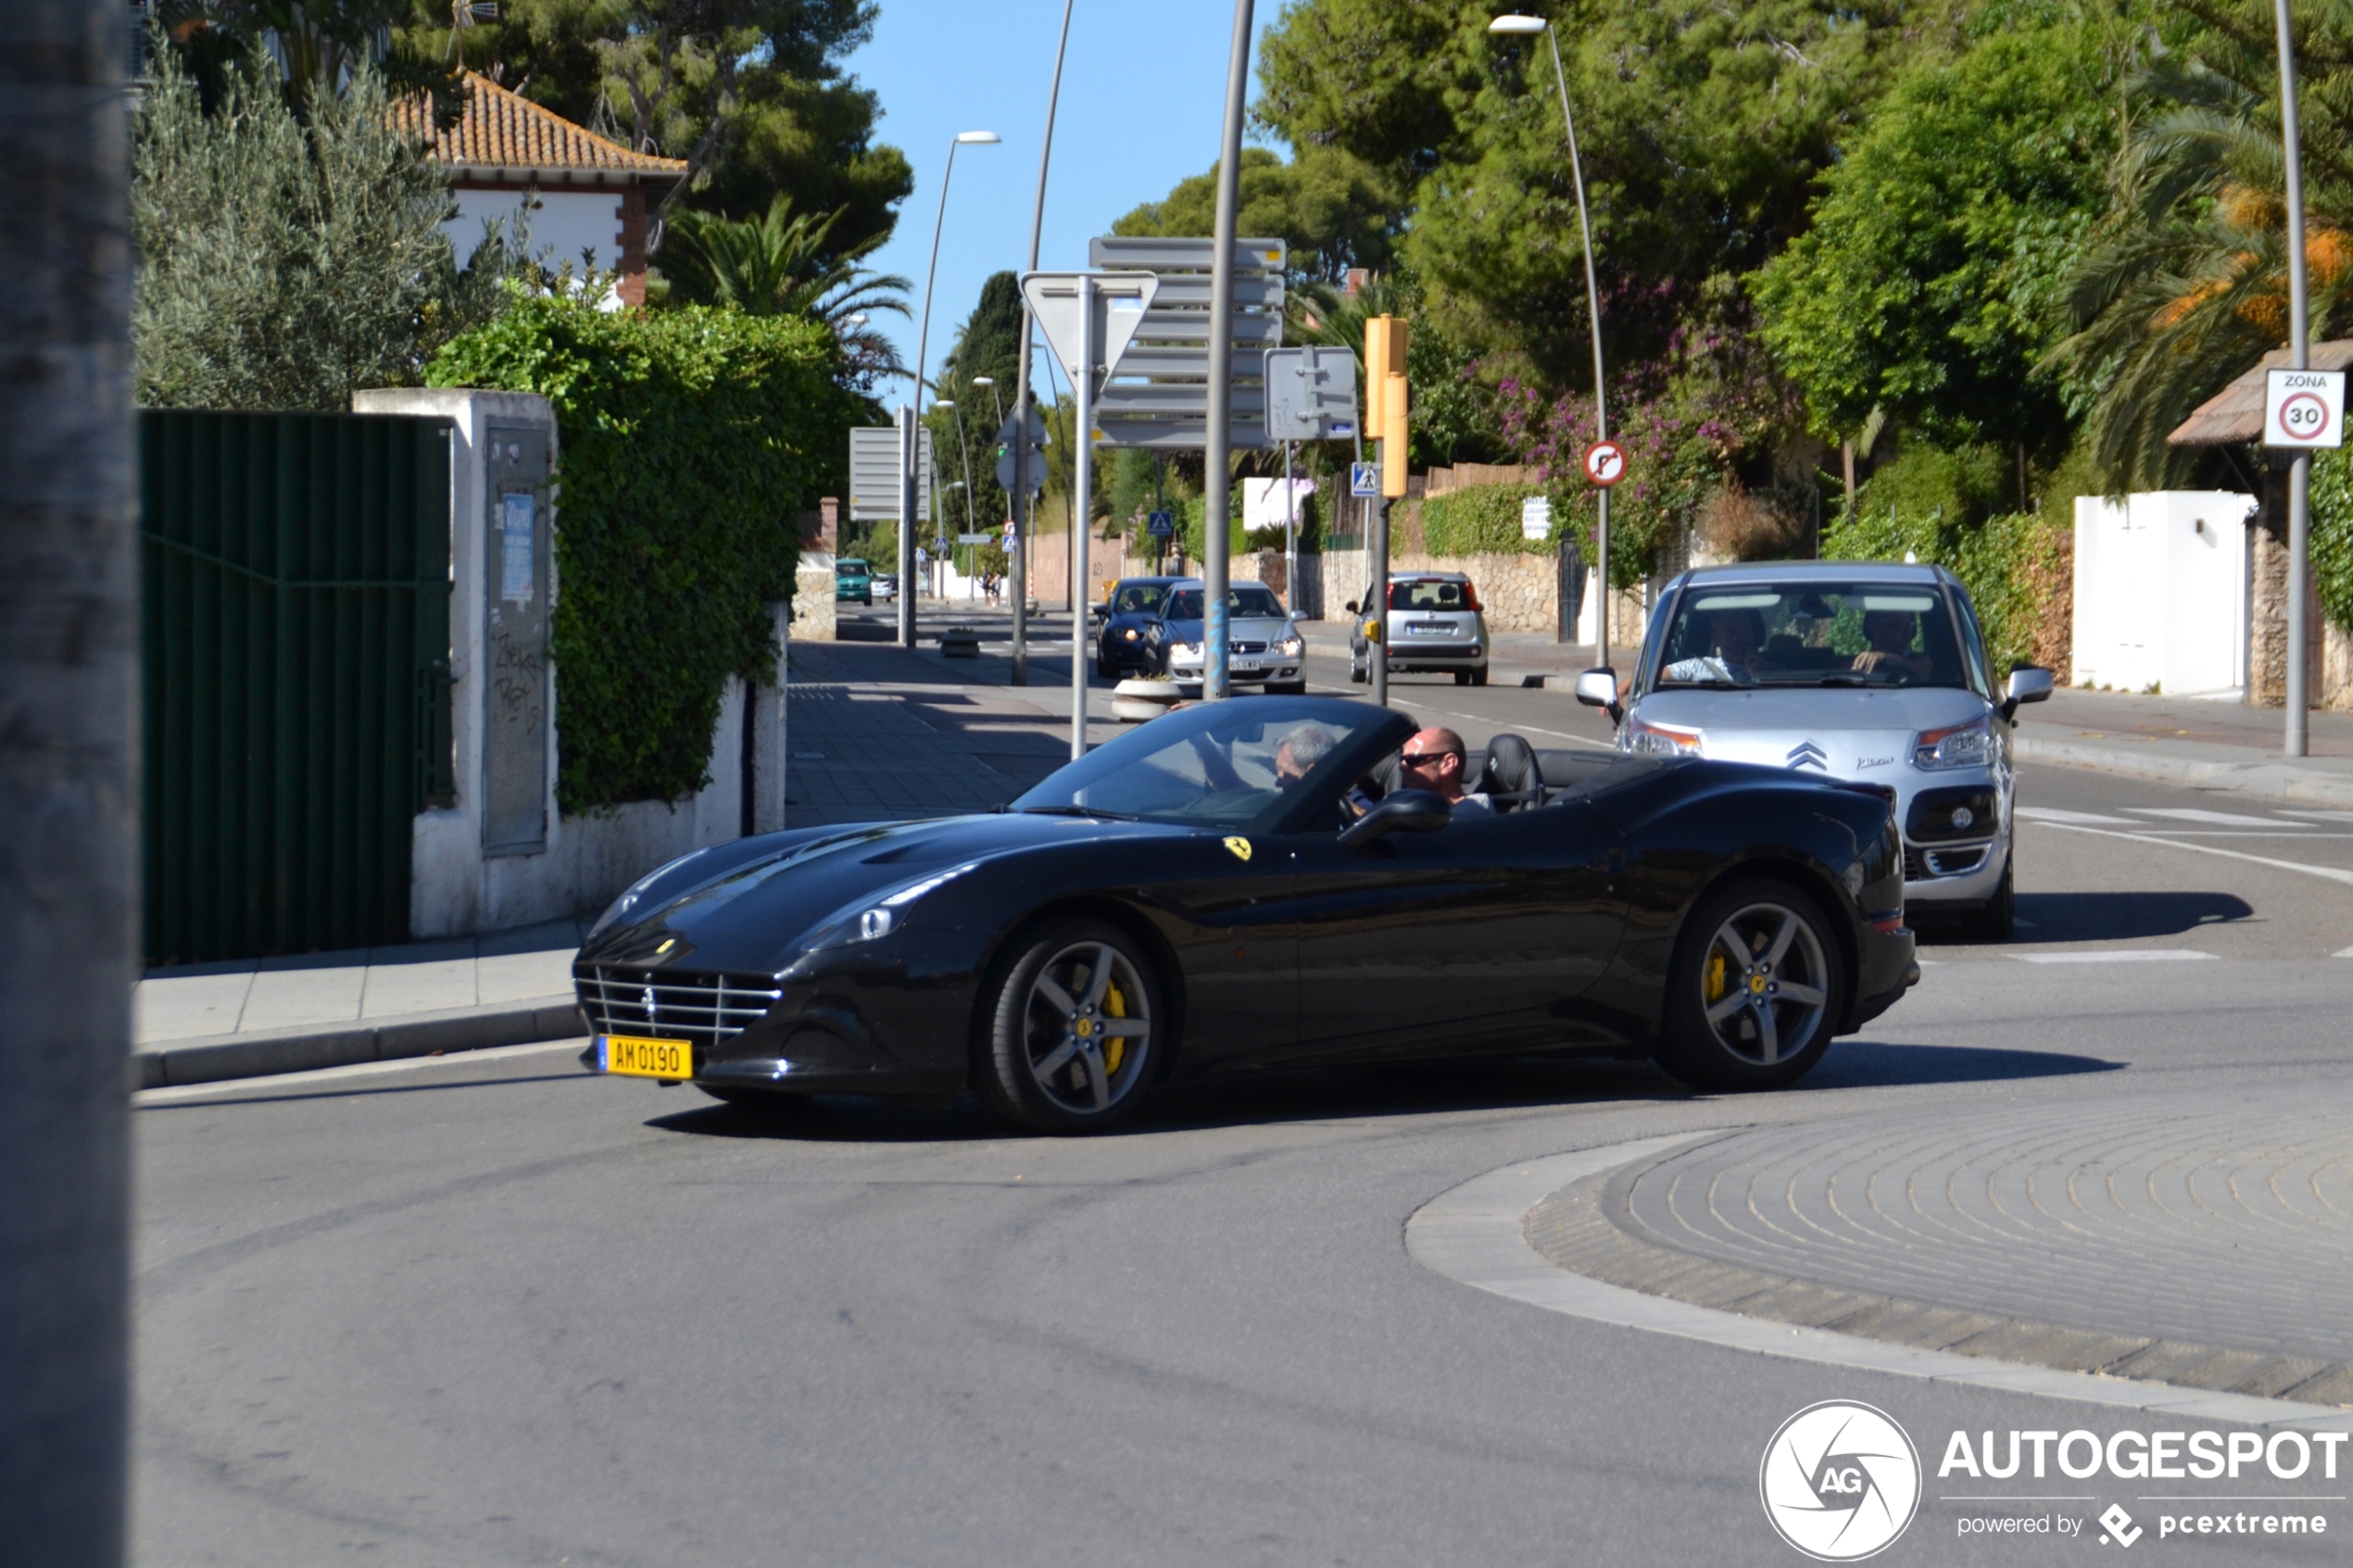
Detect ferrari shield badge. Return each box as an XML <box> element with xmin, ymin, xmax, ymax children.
<box><xmin>1223</xmin><ymin>836</ymin><xmax>1252</xmax><ymax>862</ymax></box>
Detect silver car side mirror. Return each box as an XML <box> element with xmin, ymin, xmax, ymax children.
<box><xmin>1574</xmin><ymin>668</ymin><xmax>1619</xmax><ymax>711</ymax></box>
<box><xmin>2002</xmin><ymin>665</ymin><xmax>2054</xmax><ymax>720</ymax></box>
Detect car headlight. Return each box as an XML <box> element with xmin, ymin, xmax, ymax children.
<box><xmin>1912</xmin><ymin>717</ymin><xmax>1994</xmax><ymax>771</ymax></box>
<box><xmin>1172</xmin><ymin>642</ymin><xmax>1202</xmax><ymax>661</ymax></box>
<box><xmin>585</xmin><ymin>848</ymin><xmax>711</xmax><ymax>939</ymax></box>
<box><xmin>1123</xmin><ymin>627</ymin><xmax>1140</xmax><ymax>641</ymax></box>
<box><xmin>1277</xmin><ymin>635</ymin><xmax>1303</xmax><ymax>656</ymax></box>
<box><xmin>808</xmin><ymin>862</ymin><xmax>981</xmax><ymax>950</ymax></box>
<box><xmin>1625</xmin><ymin>716</ymin><xmax>1703</xmax><ymax>757</ymax></box>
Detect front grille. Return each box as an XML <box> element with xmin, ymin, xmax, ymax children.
<box><xmin>575</xmin><ymin>964</ymin><xmax>783</xmax><ymax>1052</ymax></box>
<box><xmin>1232</xmin><ymin>640</ymin><xmax>1268</xmax><ymax>655</ymax></box>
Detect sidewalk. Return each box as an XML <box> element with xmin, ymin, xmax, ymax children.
<box><xmin>135</xmin><ymin>919</ymin><xmax>587</xmax><ymax>1089</ymax></box>
<box><xmin>2010</xmin><ymin>686</ymin><xmax>2353</xmax><ymax>805</ymax></box>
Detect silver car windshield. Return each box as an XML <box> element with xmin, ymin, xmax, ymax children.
<box><xmin>1165</xmin><ymin>587</ymin><xmax>1284</xmax><ymax>620</ymax></box>
<box><xmin>1654</xmin><ymin>583</ymin><xmax>1969</xmax><ymax>691</ymax></box>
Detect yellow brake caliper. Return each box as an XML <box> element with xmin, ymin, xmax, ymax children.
<box><xmin>1102</xmin><ymin>981</ymin><xmax>1126</xmax><ymax>1074</ymax></box>
<box><xmin>1705</xmin><ymin>950</ymin><xmax>1727</xmax><ymax>1006</ymax></box>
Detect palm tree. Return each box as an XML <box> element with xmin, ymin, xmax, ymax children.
<box><xmin>663</xmin><ymin>195</ymin><xmax>911</xmax><ymax>328</ymax></box>
<box><xmin>2052</xmin><ymin>0</ymin><xmax>2353</xmax><ymax>490</ymax></box>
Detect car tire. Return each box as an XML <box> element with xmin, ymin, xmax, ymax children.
<box><xmin>1094</xmin><ymin>655</ymin><xmax>1110</xmax><ymax>681</ymax></box>
<box><xmin>1349</xmin><ymin>659</ymin><xmax>1367</xmax><ymax>684</ymax></box>
<box><xmin>1655</xmin><ymin>877</ymin><xmax>1845</xmax><ymax>1093</ymax></box>
<box><xmin>1470</xmin><ymin>665</ymin><xmax>1489</xmax><ymax>687</ymax></box>
<box><xmin>1960</xmin><ymin>854</ymin><xmax>2016</xmax><ymax>942</ymax></box>
<box><xmin>1263</xmin><ymin>679</ymin><xmax>1306</xmax><ymax>696</ymax></box>
<box><xmin>975</xmin><ymin>917</ymin><xmax>1165</xmax><ymax>1134</ymax></box>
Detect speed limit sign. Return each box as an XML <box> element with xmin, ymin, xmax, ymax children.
<box><xmin>1582</xmin><ymin>439</ymin><xmax>1629</xmax><ymax>487</ymax></box>
<box><xmin>2265</xmin><ymin>368</ymin><xmax>2347</xmax><ymax>448</ymax></box>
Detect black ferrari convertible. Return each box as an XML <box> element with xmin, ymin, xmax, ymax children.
<box><xmin>577</xmin><ymin>696</ymin><xmax>1917</xmax><ymax>1132</ymax></box>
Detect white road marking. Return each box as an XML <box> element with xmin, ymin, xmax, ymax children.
<box><xmin>2012</xmin><ymin>949</ymin><xmax>2219</xmax><ymax>964</ymax></box>
<box><xmin>135</xmin><ymin>1038</ymin><xmax>588</xmax><ymax>1106</ymax></box>
<box><xmin>2016</xmin><ymin>806</ymin><xmax>2139</xmax><ymax>825</ymax></box>
<box><xmin>2029</xmin><ymin>819</ymin><xmax>2353</xmax><ymax>888</ymax></box>
<box><xmin>2278</xmin><ymin>809</ymin><xmax>2353</xmax><ymax>822</ymax></box>
<box><xmin>2338</xmin><ymin>947</ymin><xmax>2353</xmax><ymax>959</ymax></box>
<box><xmin>2127</xmin><ymin>807</ymin><xmax>2313</xmax><ymax>827</ymax></box>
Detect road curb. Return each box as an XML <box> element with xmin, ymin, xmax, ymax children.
<box><xmin>2013</xmin><ymin>734</ymin><xmax>2353</xmax><ymax>807</ymax></box>
<box><xmin>132</xmin><ymin>996</ymin><xmax>586</xmax><ymax>1090</ymax></box>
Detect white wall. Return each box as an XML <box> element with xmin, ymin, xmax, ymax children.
<box><xmin>447</xmin><ymin>188</ymin><xmax>625</xmax><ymax>307</ymax></box>
<box><xmin>355</xmin><ymin>388</ymin><xmax>780</xmax><ymax>937</ymax></box>
<box><xmin>2072</xmin><ymin>491</ymin><xmax>2255</xmax><ymax>697</ymax></box>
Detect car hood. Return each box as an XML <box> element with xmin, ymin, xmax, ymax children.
<box><xmin>578</xmin><ymin>811</ymin><xmax>1160</xmax><ymax>973</ymax></box>
<box><xmin>1631</xmin><ymin>685</ymin><xmax>1993</xmax><ymax>773</ymax></box>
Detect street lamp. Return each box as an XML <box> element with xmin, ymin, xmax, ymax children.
<box><xmin>1011</xmin><ymin>0</ymin><xmax>1077</xmax><ymax>685</ymax></box>
<box><xmin>936</xmin><ymin>397</ymin><xmax>979</xmax><ymax>534</ymax></box>
<box><xmin>898</xmin><ymin>129</ymin><xmax>1000</xmax><ymax>647</ymax></box>
<box><xmin>1490</xmin><ymin>13</ymin><xmax>1612</xmax><ymax>660</ymax></box>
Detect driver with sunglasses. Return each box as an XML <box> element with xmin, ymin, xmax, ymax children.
<box><xmin>1395</xmin><ymin>726</ymin><xmax>1491</xmax><ymax>816</ymax></box>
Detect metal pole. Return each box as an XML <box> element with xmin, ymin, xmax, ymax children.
<box><xmin>1012</xmin><ymin>0</ymin><xmax>1076</xmax><ymax>685</ymax></box>
<box><xmin>1</xmin><ymin>0</ymin><xmax>134</xmax><ymax>1555</ymax></box>
<box><xmin>1071</xmin><ymin>277</ymin><xmax>1096</xmax><ymax>757</ymax></box>
<box><xmin>1544</xmin><ymin>25</ymin><xmax>1610</xmax><ymax>663</ymax></box>
<box><xmin>2276</xmin><ymin>0</ymin><xmax>2311</xmax><ymax>757</ymax></box>
<box><xmin>1202</xmin><ymin>0</ymin><xmax>1254</xmax><ymax>701</ymax></box>
<box><xmin>1370</xmin><ymin>491</ymin><xmax>1391</xmax><ymax>708</ymax></box>
<box><xmin>1284</xmin><ymin>439</ymin><xmax>1298</xmax><ymax>622</ymax></box>
<box><xmin>897</xmin><ymin>404</ymin><xmax>916</xmax><ymax>645</ymax></box>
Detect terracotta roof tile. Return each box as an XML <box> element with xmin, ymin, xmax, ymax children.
<box><xmin>396</xmin><ymin>71</ymin><xmax>686</xmax><ymax>179</ymax></box>
<box><xmin>2169</xmin><ymin>340</ymin><xmax>2353</xmax><ymax>446</ymax></box>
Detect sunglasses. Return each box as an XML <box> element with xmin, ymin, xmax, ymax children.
<box><xmin>1400</xmin><ymin>750</ymin><xmax>1459</xmax><ymax>766</ymax></box>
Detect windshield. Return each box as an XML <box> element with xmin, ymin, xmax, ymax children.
<box><xmin>1112</xmin><ymin>583</ymin><xmax>1168</xmax><ymax>613</ymax></box>
<box><xmin>1652</xmin><ymin>583</ymin><xmax>1970</xmax><ymax>691</ymax></box>
<box><xmin>1011</xmin><ymin>702</ymin><xmax>1389</xmax><ymax>829</ymax></box>
<box><xmin>1389</xmin><ymin>579</ymin><xmax>1473</xmax><ymax>611</ymax></box>
<box><xmin>1164</xmin><ymin>586</ymin><xmax>1285</xmax><ymax>621</ymax></box>
<box><xmin>837</xmin><ymin>560</ymin><xmax>867</xmax><ymax>575</ymax></box>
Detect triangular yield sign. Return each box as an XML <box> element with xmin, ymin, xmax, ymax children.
<box><xmin>1020</xmin><ymin>270</ymin><xmax>1159</xmax><ymax>392</ymax></box>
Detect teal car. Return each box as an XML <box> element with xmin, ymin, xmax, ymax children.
<box><xmin>836</xmin><ymin>558</ymin><xmax>873</xmax><ymax>604</ymax></box>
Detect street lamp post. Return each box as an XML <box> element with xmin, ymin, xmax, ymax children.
<box><xmin>1490</xmin><ymin>14</ymin><xmax>1611</xmax><ymax>662</ymax></box>
<box><xmin>1202</xmin><ymin>0</ymin><xmax>1255</xmax><ymax>701</ymax></box>
<box><xmin>901</xmin><ymin>129</ymin><xmax>1000</xmax><ymax>648</ymax></box>
<box><xmin>1011</xmin><ymin>0</ymin><xmax>1078</xmax><ymax>685</ymax></box>
<box><xmin>2274</xmin><ymin>0</ymin><xmax>2314</xmax><ymax>758</ymax></box>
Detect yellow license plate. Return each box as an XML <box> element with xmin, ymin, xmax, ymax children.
<box><xmin>599</xmin><ymin>1034</ymin><xmax>693</xmax><ymax>1080</ymax></box>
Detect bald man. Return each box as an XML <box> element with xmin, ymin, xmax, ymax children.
<box><xmin>1398</xmin><ymin>726</ymin><xmax>1491</xmax><ymax>816</ymax></box>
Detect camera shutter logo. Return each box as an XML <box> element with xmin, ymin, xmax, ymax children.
<box><xmin>1759</xmin><ymin>1400</ymin><xmax>1920</xmax><ymax>1561</ymax></box>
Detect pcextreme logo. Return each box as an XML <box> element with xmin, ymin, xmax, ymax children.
<box><xmin>1760</xmin><ymin>1400</ymin><xmax>1923</xmax><ymax>1562</ymax></box>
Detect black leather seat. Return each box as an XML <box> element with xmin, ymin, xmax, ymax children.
<box><xmin>1480</xmin><ymin>733</ymin><xmax>1542</xmax><ymax>812</ymax></box>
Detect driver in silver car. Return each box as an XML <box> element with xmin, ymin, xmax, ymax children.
<box><xmin>1662</xmin><ymin>607</ymin><xmax>1767</xmax><ymax>684</ymax></box>
<box><xmin>1851</xmin><ymin>608</ymin><xmax>1932</xmax><ymax>680</ymax></box>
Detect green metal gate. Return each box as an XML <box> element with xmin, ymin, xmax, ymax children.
<box><xmin>141</xmin><ymin>410</ymin><xmax>454</xmax><ymax>965</ymax></box>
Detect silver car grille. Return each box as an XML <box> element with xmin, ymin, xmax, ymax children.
<box><xmin>1232</xmin><ymin>640</ymin><xmax>1267</xmax><ymax>655</ymax></box>
<box><xmin>574</xmin><ymin>964</ymin><xmax>783</xmax><ymax>1050</ymax></box>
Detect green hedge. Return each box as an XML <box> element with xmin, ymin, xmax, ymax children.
<box><xmin>1821</xmin><ymin>504</ymin><xmax>2071</xmax><ymax>678</ymax></box>
<box><xmin>430</xmin><ymin>295</ymin><xmax>859</xmax><ymax>810</ymax></box>
<box><xmin>2302</xmin><ymin>448</ymin><xmax>2353</xmax><ymax>633</ymax></box>
<box><xmin>1418</xmin><ymin>481</ymin><xmax>1567</xmax><ymax>556</ymax></box>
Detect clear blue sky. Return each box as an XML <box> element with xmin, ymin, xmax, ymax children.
<box><xmin>843</xmin><ymin>2</ymin><xmax>1280</xmax><ymax>412</ymax></box>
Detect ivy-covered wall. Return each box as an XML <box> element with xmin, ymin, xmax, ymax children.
<box><xmin>2300</xmin><ymin>448</ymin><xmax>2353</xmax><ymax>635</ymax></box>
<box><xmin>1821</xmin><ymin>505</ymin><xmax>2072</xmax><ymax>680</ymax></box>
<box><xmin>430</xmin><ymin>296</ymin><xmax>859</xmax><ymax>811</ymax></box>
<box><xmin>1417</xmin><ymin>481</ymin><xmax>1572</xmax><ymax>558</ymax></box>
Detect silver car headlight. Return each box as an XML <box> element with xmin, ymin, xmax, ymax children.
<box><xmin>1911</xmin><ymin>717</ymin><xmax>1994</xmax><ymax>771</ymax></box>
<box><xmin>1277</xmin><ymin>635</ymin><xmax>1303</xmax><ymax>656</ymax></box>
<box><xmin>1171</xmin><ymin>642</ymin><xmax>1202</xmax><ymax>661</ymax></box>
<box><xmin>1625</xmin><ymin>715</ymin><xmax>1703</xmax><ymax>757</ymax></box>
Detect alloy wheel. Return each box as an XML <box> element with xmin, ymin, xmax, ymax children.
<box><xmin>1697</xmin><ymin>902</ymin><xmax>1831</xmax><ymax>1066</ymax></box>
<box><xmin>1021</xmin><ymin>940</ymin><xmax>1152</xmax><ymax>1114</ymax></box>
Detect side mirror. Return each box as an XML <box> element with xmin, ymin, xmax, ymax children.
<box><xmin>2001</xmin><ymin>665</ymin><xmax>2054</xmax><ymax>720</ymax></box>
<box><xmin>1344</xmin><ymin>599</ymin><xmax>1359</xmax><ymax>615</ymax></box>
<box><xmin>1573</xmin><ymin>667</ymin><xmax>1623</xmax><ymax>721</ymax></box>
<box><xmin>1340</xmin><ymin>787</ymin><xmax>1452</xmax><ymax>847</ymax></box>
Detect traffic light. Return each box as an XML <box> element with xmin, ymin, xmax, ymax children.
<box><xmin>1365</xmin><ymin>314</ymin><xmax>1409</xmax><ymax>499</ymax></box>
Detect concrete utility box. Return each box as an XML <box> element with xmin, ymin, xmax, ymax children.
<box><xmin>356</xmin><ymin>387</ymin><xmax>776</xmax><ymax>937</ymax></box>
<box><xmin>2072</xmin><ymin>491</ymin><xmax>2256</xmax><ymax>697</ymax></box>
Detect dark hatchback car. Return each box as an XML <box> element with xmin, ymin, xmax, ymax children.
<box><xmin>1095</xmin><ymin>575</ymin><xmax>1188</xmax><ymax>679</ymax></box>
<box><xmin>578</xmin><ymin>696</ymin><xmax>1917</xmax><ymax>1132</ymax></box>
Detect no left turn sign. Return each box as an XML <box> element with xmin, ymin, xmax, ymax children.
<box><xmin>1582</xmin><ymin>440</ymin><xmax>1629</xmax><ymax>487</ymax></box>
<box><xmin>2265</xmin><ymin>367</ymin><xmax>2347</xmax><ymax>448</ymax></box>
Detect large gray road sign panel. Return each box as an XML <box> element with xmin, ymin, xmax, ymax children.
<box><xmin>1086</xmin><ymin>235</ymin><xmax>1287</xmax><ymax>452</ymax></box>
<box><xmin>1020</xmin><ymin>271</ymin><xmax>1161</xmax><ymax>392</ymax></box>
<box><xmin>1088</xmin><ymin>236</ymin><xmax>1289</xmax><ymax>272</ymax></box>
<box><xmin>849</xmin><ymin>426</ymin><xmax>932</xmax><ymax>521</ymax></box>
<box><xmin>1264</xmin><ymin>346</ymin><xmax>1359</xmax><ymax>442</ymax></box>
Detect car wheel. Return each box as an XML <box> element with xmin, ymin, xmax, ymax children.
<box><xmin>1094</xmin><ymin>655</ymin><xmax>1110</xmax><ymax>680</ymax></box>
<box><xmin>976</xmin><ymin>918</ymin><xmax>1164</xmax><ymax>1134</ymax></box>
<box><xmin>1470</xmin><ymin>665</ymin><xmax>1489</xmax><ymax>687</ymax></box>
<box><xmin>1453</xmin><ymin>670</ymin><xmax>1471</xmax><ymax>686</ymax></box>
<box><xmin>1655</xmin><ymin>878</ymin><xmax>1845</xmax><ymax>1092</ymax></box>
<box><xmin>1960</xmin><ymin>854</ymin><xmax>2016</xmax><ymax>942</ymax></box>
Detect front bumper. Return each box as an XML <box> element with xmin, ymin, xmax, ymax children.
<box><xmin>1166</xmin><ymin>659</ymin><xmax>1301</xmax><ymax>685</ymax></box>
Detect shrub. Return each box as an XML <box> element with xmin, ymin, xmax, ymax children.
<box><xmin>430</xmin><ymin>295</ymin><xmax>861</xmax><ymax>810</ymax></box>
<box><xmin>2305</xmin><ymin>447</ymin><xmax>2353</xmax><ymax>633</ymax></box>
<box><xmin>1419</xmin><ymin>481</ymin><xmax>1564</xmax><ymax>556</ymax></box>
<box><xmin>1822</xmin><ymin>504</ymin><xmax>2071</xmax><ymax>677</ymax></box>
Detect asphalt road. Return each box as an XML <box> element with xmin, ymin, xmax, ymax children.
<box><xmin>133</xmin><ymin>671</ymin><xmax>2353</xmax><ymax>1567</ymax></box>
